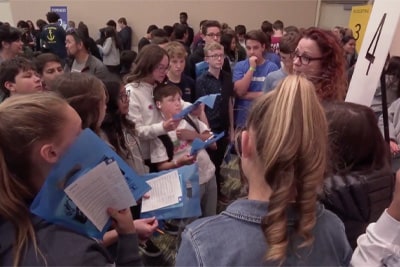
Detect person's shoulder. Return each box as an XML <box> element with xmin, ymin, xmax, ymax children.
<box><xmin>234</xmin><ymin>59</ymin><xmax>249</xmax><ymax>69</ymax></box>
<box><xmin>184</xmin><ymin>214</ymin><xmax>225</xmax><ymax>237</ymax></box>
<box><xmin>34</xmin><ymin>220</ymin><xmax>112</xmax><ymax>265</ymax></box>
<box><xmin>267</xmin><ymin>69</ymin><xmax>285</xmax><ymax>78</ymax></box>
<box><xmin>182</xmin><ymin>73</ymin><xmax>195</xmax><ymax>84</ymax></box>
<box><xmin>316</xmin><ymin>203</ymin><xmax>345</xmax><ymax>228</ymax></box>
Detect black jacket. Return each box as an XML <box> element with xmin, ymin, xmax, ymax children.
<box><xmin>321</xmin><ymin>169</ymin><xmax>394</xmax><ymax>249</ymax></box>
<box><xmin>0</xmin><ymin>214</ymin><xmax>142</xmax><ymax>266</ymax></box>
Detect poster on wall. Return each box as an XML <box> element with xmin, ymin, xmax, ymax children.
<box><xmin>345</xmin><ymin>0</ymin><xmax>400</xmax><ymax>106</ymax></box>
<box><xmin>50</xmin><ymin>6</ymin><xmax>68</xmax><ymax>30</ymax></box>
<box><xmin>348</xmin><ymin>4</ymin><xmax>372</xmax><ymax>52</ymax></box>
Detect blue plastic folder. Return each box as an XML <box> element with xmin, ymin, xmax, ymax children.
<box><xmin>190</xmin><ymin>131</ymin><xmax>225</xmax><ymax>155</ymax></box>
<box><xmin>30</xmin><ymin>129</ymin><xmax>151</xmax><ymax>239</ymax></box>
<box><xmin>141</xmin><ymin>164</ymin><xmax>201</xmax><ymax>220</ymax></box>
<box><xmin>173</xmin><ymin>93</ymin><xmax>220</xmax><ymax>120</ymax></box>
<box><xmin>195</xmin><ymin>61</ymin><xmax>209</xmax><ymax>78</ymax></box>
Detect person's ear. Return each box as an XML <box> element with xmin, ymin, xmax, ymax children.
<box><xmin>155</xmin><ymin>101</ymin><xmax>161</xmax><ymax>109</ymax></box>
<box><xmin>2</xmin><ymin>41</ymin><xmax>9</xmax><ymax>50</ymax></box>
<box><xmin>241</xmin><ymin>130</ymin><xmax>252</xmax><ymax>159</ymax></box>
<box><xmin>39</xmin><ymin>144</ymin><xmax>60</xmax><ymax>164</ymax></box>
<box><xmin>4</xmin><ymin>81</ymin><xmax>16</xmax><ymax>93</ymax></box>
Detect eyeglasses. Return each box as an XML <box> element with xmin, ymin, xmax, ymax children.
<box><xmin>206</xmin><ymin>33</ymin><xmax>221</xmax><ymax>38</ymax></box>
<box><xmin>206</xmin><ymin>54</ymin><xmax>224</xmax><ymax>59</ymax></box>
<box><xmin>119</xmin><ymin>91</ymin><xmax>130</xmax><ymax>103</ymax></box>
<box><xmin>155</xmin><ymin>64</ymin><xmax>170</xmax><ymax>72</ymax></box>
<box><xmin>293</xmin><ymin>49</ymin><xmax>323</xmax><ymax>65</ymax></box>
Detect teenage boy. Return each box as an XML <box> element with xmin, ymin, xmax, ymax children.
<box><xmin>187</xmin><ymin>20</ymin><xmax>231</xmax><ymax>79</ymax></box>
<box><xmin>117</xmin><ymin>17</ymin><xmax>132</xmax><ymax>51</ymax></box>
<box><xmin>233</xmin><ymin>30</ymin><xmax>279</xmax><ymax>128</ymax></box>
<box><xmin>138</xmin><ymin>24</ymin><xmax>158</xmax><ymax>52</ymax></box>
<box><xmin>262</xmin><ymin>31</ymin><xmax>301</xmax><ymax>93</ymax></box>
<box><xmin>179</xmin><ymin>12</ymin><xmax>194</xmax><ymax>47</ymax></box>
<box><xmin>151</xmin><ymin>84</ymin><xmax>217</xmax><ymax>217</ymax></box>
<box><xmin>0</xmin><ymin>57</ymin><xmax>42</xmax><ymax>103</ymax></box>
<box><xmin>165</xmin><ymin>41</ymin><xmax>196</xmax><ymax>103</ymax></box>
<box><xmin>196</xmin><ymin>42</ymin><xmax>234</xmax><ymax>202</ymax></box>
<box><xmin>40</xmin><ymin>12</ymin><xmax>67</xmax><ymax>60</ymax></box>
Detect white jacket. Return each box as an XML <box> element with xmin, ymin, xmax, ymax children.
<box><xmin>351</xmin><ymin>210</ymin><xmax>400</xmax><ymax>266</ymax></box>
<box><xmin>126</xmin><ymin>81</ymin><xmax>167</xmax><ymax>160</ymax></box>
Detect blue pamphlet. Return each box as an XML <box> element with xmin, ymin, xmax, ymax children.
<box><xmin>190</xmin><ymin>131</ymin><xmax>225</xmax><ymax>155</ymax></box>
<box><xmin>141</xmin><ymin>164</ymin><xmax>201</xmax><ymax>220</ymax></box>
<box><xmin>195</xmin><ymin>61</ymin><xmax>209</xmax><ymax>78</ymax></box>
<box><xmin>173</xmin><ymin>93</ymin><xmax>220</xmax><ymax>120</ymax></box>
<box><xmin>30</xmin><ymin>129</ymin><xmax>151</xmax><ymax>239</ymax></box>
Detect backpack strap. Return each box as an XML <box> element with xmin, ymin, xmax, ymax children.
<box><xmin>157</xmin><ymin>134</ymin><xmax>174</xmax><ymax>162</ymax></box>
<box><xmin>183</xmin><ymin>115</ymin><xmax>200</xmax><ymax>133</ymax></box>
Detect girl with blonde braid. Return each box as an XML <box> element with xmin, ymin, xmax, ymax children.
<box><xmin>176</xmin><ymin>75</ymin><xmax>352</xmax><ymax>266</ymax></box>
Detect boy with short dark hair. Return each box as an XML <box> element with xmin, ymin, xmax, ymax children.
<box><xmin>186</xmin><ymin>20</ymin><xmax>231</xmax><ymax>79</ymax></box>
<box><xmin>0</xmin><ymin>57</ymin><xmax>42</xmax><ymax>102</ymax></box>
<box><xmin>151</xmin><ymin>83</ymin><xmax>217</xmax><ymax>217</ymax></box>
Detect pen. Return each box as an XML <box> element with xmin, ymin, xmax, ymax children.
<box><xmin>156</xmin><ymin>228</ymin><xmax>165</xmax><ymax>235</ymax></box>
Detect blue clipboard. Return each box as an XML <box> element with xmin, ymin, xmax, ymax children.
<box><xmin>141</xmin><ymin>164</ymin><xmax>201</xmax><ymax>220</ymax></box>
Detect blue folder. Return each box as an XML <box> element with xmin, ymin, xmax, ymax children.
<box><xmin>30</xmin><ymin>129</ymin><xmax>151</xmax><ymax>239</ymax></box>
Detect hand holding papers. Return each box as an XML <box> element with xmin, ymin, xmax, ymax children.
<box><xmin>141</xmin><ymin>165</ymin><xmax>201</xmax><ymax>220</ymax></box>
<box><xmin>30</xmin><ymin>129</ymin><xmax>151</xmax><ymax>239</ymax></box>
<box><xmin>141</xmin><ymin>170</ymin><xmax>182</xmax><ymax>213</ymax></box>
<box><xmin>190</xmin><ymin>132</ymin><xmax>225</xmax><ymax>156</ymax></box>
<box><xmin>65</xmin><ymin>160</ymin><xmax>136</xmax><ymax>231</ymax></box>
<box><xmin>173</xmin><ymin>94</ymin><xmax>220</xmax><ymax>120</ymax></box>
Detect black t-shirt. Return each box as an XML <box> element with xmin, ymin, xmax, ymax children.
<box><xmin>167</xmin><ymin>74</ymin><xmax>196</xmax><ymax>103</ymax></box>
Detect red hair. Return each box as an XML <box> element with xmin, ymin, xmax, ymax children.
<box><xmin>302</xmin><ymin>27</ymin><xmax>347</xmax><ymax>101</ymax></box>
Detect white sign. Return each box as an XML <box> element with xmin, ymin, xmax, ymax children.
<box><xmin>345</xmin><ymin>0</ymin><xmax>400</xmax><ymax>106</ymax></box>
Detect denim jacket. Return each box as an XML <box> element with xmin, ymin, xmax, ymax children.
<box><xmin>176</xmin><ymin>199</ymin><xmax>352</xmax><ymax>266</ymax></box>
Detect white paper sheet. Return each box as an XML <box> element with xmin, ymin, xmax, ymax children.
<box><xmin>141</xmin><ymin>170</ymin><xmax>182</xmax><ymax>213</ymax></box>
<box><xmin>64</xmin><ymin>160</ymin><xmax>136</xmax><ymax>231</ymax></box>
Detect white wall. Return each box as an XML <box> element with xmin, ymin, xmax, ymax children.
<box><xmin>9</xmin><ymin>0</ymin><xmax>318</xmax><ymax>50</ymax></box>
<box><xmin>318</xmin><ymin>3</ymin><xmax>351</xmax><ymax>29</ymax></box>
<box><xmin>0</xmin><ymin>0</ymin><xmax>14</xmax><ymax>25</ymax></box>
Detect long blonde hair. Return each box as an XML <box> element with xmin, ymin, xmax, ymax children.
<box><xmin>246</xmin><ymin>75</ymin><xmax>328</xmax><ymax>264</ymax></box>
<box><xmin>0</xmin><ymin>93</ymin><xmax>68</xmax><ymax>266</ymax></box>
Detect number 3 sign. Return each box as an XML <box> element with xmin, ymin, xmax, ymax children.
<box><xmin>348</xmin><ymin>4</ymin><xmax>372</xmax><ymax>53</ymax></box>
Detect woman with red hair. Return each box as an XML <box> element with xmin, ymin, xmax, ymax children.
<box><xmin>293</xmin><ymin>27</ymin><xmax>347</xmax><ymax>101</ymax></box>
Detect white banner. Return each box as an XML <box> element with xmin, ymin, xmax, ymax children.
<box><xmin>345</xmin><ymin>0</ymin><xmax>400</xmax><ymax>106</ymax></box>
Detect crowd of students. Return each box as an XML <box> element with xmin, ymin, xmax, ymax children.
<box><xmin>0</xmin><ymin>10</ymin><xmax>400</xmax><ymax>266</ymax></box>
